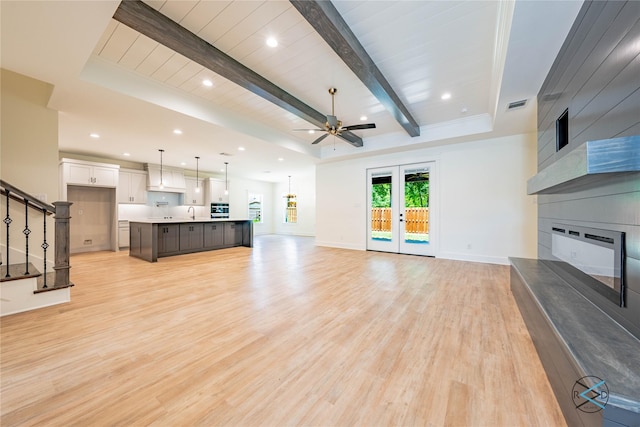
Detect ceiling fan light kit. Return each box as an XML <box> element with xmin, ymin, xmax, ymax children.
<box><xmin>294</xmin><ymin>88</ymin><xmax>376</xmax><ymax>145</ymax></box>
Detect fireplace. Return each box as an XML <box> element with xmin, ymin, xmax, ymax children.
<box><xmin>550</xmin><ymin>223</ymin><xmax>625</xmax><ymax>307</ymax></box>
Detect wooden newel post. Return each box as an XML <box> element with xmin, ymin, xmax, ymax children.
<box><xmin>53</xmin><ymin>201</ymin><xmax>72</xmax><ymax>288</ymax></box>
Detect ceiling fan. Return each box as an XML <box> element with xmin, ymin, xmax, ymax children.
<box><xmin>294</xmin><ymin>88</ymin><xmax>376</xmax><ymax>145</ymax></box>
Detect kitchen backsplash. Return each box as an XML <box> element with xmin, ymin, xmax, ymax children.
<box><xmin>118</xmin><ymin>192</ymin><xmax>209</xmax><ymax>220</ymax></box>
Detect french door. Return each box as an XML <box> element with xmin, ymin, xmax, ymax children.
<box><xmin>367</xmin><ymin>162</ymin><xmax>435</xmax><ymax>256</ymax></box>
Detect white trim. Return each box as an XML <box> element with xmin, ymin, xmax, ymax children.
<box><xmin>315</xmin><ymin>240</ymin><xmax>365</xmax><ymax>251</ymax></box>
<box><xmin>438</xmin><ymin>251</ymin><xmax>509</xmax><ymax>265</ymax></box>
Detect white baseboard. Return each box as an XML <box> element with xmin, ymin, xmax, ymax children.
<box><xmin>314</xmin><ymin>240</ymin><xmax>365</xmax><ymax>251</ymax></box>
<box><xmin>273</xmin><ymin>231</ymin><xmax>316</xmax><ymax>237</ymax></box>
<box><xmin>437</xmin><ymin>251</ymin><xmax>509</xmax><ymax>265</ymax></box>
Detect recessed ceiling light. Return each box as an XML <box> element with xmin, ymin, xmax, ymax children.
<box><xmin>220</xmin><ymin>168</ymin><xmax>225</xmax><ymax>172</ymax></box>
<box><xmin>266</xmin><ymin>37</ymin><xmax>278</xmax><ymax>48</ymax></box>
<box><xmin>180</xmin><ymin>162</ymin><xmax>187</xmax><ymax>166</ymax></box>
<box><xmin>173</xmin><ymin>129</ymin><xmax>183</xmax><ymax>135</ymax></box>
<box><xmin>123</xmin><ymin>152</ymin><xmax>130</xmax><ymax>157</ymax></box>
<box><xmin>278</xmin><ymin>157</ymin><xmax>284</xmax><ymax>162</ymax></box>
<box><xmin>441</xmin><ymin>93</ymin><xmax>452</xmax><ymax>100</ymax></box>
<box><xmin>461</xmin><ymin>107</ymin><xmax>468</xmax><ymax>114</ymax></box>
<box><xmin>308</xmin><ymin>130</ymin><xmax>315</xmax><ymax>134</ymax></box>
<box><xmin>202</xmin><ymin>79</ymin><xmax>213</xmax><ymax>87</ymax></box>
<box><xmin>238</xmin><ymin>146</ymin><xmax>245</xmax><ymax>151</ymax></box>
<box><xmin>360</xmin><ymin>116</ymin><xmax>368</xmax><ymax>121</ymax></box>
<box><xmin>89</xmin><ymin>133</ymin><xmax>100</xmax><ymax>139</ymax></box>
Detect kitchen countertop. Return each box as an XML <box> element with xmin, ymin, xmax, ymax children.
<box><xmin>130</xmin><ymin>218</ymin><xmax>251</xmax><ymax>224</ymax></box>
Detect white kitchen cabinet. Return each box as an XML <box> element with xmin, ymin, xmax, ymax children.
<box><xmin>61</xmin><ymin>159</ymin><xmax>119</xmax><ymax>187</ymax></box>
<box><xmin>146</xmin><ymin>164</ymin><xmax>186</xmax><ymax>193</ymax></box>
<box><xmin>118</xmin><ymin>170</ymin><xmax>147</xmax><ymax>204</ymax></box>
<box><xmin>184</xmin><ymin>177</ymin><xmax>204</xmax><ymax>205</ymax></box>
<box><xmin>206</xmin><ymin>178</ymin><xmax>228</xmax><ymax>204</ymax></box>
<box><xmin>118</xmin><ymin>220</ymin><xmax>130</xmax><ymax>248</ymax></box>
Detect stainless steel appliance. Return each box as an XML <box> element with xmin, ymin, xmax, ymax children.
<box><xmin>211</xmin><ymin>203</ymin><xmax>229</xmax><ymax>219</ymax></box>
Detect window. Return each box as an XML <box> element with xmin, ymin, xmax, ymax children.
<box><xmin>248</xmin><ymin>194</ymin><xmax>263</xmax><ymax>223</ymax></box>
<box><xmin>284</xmin><ymin>193</ymin><xmax>297</xmax><ymax>223</ymax></box>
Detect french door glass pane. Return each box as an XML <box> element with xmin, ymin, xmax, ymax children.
<box><xmin>403</xmin><ymin>168</ymin><xmax>429</xmax><ymax>244</ymax></box>
<box><xmin>371</xmin><ymin>173</ymin><xmax>392</xmax><ymax>242</ymax></box>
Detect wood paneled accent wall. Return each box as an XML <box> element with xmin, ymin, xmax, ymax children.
<box><xmin>536</xmin><ymin>1</ymin><xmax>640</xmax><ymax>334</ymax></box>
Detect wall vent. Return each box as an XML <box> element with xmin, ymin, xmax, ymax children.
<box><xmin>507</xmin><ymin>99</ymin><xmax>527</xmax><ymax>110</ymax></box>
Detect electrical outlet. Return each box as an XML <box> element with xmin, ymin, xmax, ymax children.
<box><xmin>84</xmin><ymin>239</ymin><xmax>92</xmax><ymax>245</ymax></box>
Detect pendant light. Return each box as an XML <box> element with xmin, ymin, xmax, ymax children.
<box><xmin>195</xmin><ymin>156</ymin><xmax>200</xmax><ymax>193</ymax></box>
<box><xmin>158</xmin><ymin>149</ymin><xmax>165</xmax><ymax>189</ymax></box>
<box><xmin>224</xmin><ymin>162</ymin><xmax>229</xmax><ymax>195</ymax></box>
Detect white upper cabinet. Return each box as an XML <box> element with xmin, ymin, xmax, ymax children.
<box><xmin>205</xmin><ymin>178</ymin><xmax>229</xmax><ymax>204</ymax></box>
<box><xmin>184</xmin><ymin>177</ymin><xmax>204</xmax><ymax>205</ymax></box>
<box><xmin>118</xmin><ymin>170</ymin><xmax>147</xmax><ymax>204</ymax></box>
<box><xmin>61</xmin><ymin>159</ymin><xmax>119</xmax><ymax>188</ymax></box>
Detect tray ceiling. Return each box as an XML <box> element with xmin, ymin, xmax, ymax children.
<box><xmin>0</xmin><ymin>0</ymin><xmax>584</xmax><ymax>181</ymax></box>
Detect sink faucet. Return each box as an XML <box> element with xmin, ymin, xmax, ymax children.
<box><xmin>187</xmin><ymin>206</ymin><xmax>195</xmax><ymax>220</ymax></box>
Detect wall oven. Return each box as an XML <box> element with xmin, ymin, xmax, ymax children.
<box><xmin>211</xmin><ymin>203</ymin><xmax>229</xmax><ymax>219</ymax></box>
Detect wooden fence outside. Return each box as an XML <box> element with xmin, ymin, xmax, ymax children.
<box><xmin>371</xmin><ymin>208</ymin><xmax>429</xmax><ymax>233</ymax></box>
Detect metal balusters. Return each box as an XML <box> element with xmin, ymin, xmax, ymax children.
<box><xmin>1</xmin><ymin>180</ymin><xmax>67</xmax><ymax>289</ymax></box>
<box><xmin>3</xmin><ymin>190</ymin><xmax>11</xmax><ymax>278</ymax></box>
<box><xmin>42</xmin><ymin>207</ymin><xmax>49</xmax><ymax>288</ymax></box>
<box><xmin>23</xmin><ymin>198</ymin><xmax>31</xmax><ymax>275</ymax></box>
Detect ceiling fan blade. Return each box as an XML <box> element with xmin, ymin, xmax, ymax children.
<box><xmin>327</xmin><ymin>115</ymin><xmax>339</xmax><ymax>128</ymax></box>
<box><xmin>343</xmin><ymin>123</ymin><xmax>376</xmax><ymax>131</ymax></box>
<box><xmin>311</xmin><ymin>133</ymin><xmax>329</xmax><ymax>145</ymax></box>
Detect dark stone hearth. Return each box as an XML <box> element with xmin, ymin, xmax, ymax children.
<box><xmin>510</xmin><ymin>258</ymin><xmax>640</xmax><ymax>426</ymax></box>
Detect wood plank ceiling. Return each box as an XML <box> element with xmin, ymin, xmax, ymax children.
<box><xmin>113</xmin><ymin>0</ymin><xmax>364</xmax><ymax>147</ymax></box>
<box><xmin>94</xmin><ymin>0</ymin><xmax>500</xmax><ymax>149</ymax></box>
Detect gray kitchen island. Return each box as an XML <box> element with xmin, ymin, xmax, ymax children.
<box><xmin>129</xmin><ymin>219</ymin><xmax>253</xmax><ymax>262</ymax></box>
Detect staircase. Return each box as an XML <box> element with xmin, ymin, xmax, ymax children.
<box><xmin>1</xmin><ymin>180</ymin><xmax>73</xmax><ymax>316</ymax></box>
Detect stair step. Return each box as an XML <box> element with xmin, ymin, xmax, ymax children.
<box><xmin>34</xmin><ymin>272</ymin><xmax>74</xmax><ymax>294</ymax></box>
<box><xmin>0</xmin><ymin>263</ymin><xmax>41</xmax><ymax>282</ymax></box>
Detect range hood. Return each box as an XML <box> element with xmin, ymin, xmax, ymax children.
<box><xmin>527</xmin><ymin>135</ymin><xmax>640</xmax><ymax>195</ymax></box>
<box><xmin>145</xmin><ymin>164</ymin><xmax>186</xmax><ymax>193</ymax></box>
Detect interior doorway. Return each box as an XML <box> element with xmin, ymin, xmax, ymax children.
<box><xmin>366</xmin><ymin>162</ymin><xmax>435</xmax><ymax>256</ymax></box>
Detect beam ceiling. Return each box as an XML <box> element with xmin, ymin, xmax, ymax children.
<box><xmin>113</xmin><ymin>0</ymin><xmax>364</xmax><ymax>147</ymax></box>
<box><xmin>290</xmin><ymin>0</ymin><xmax>421</xmax><ymax>138</ymax></box>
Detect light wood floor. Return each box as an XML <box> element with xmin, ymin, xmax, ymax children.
<box><xmin>1</xmin><ymin>235</ymin><xmax>566</xmax><ymax>426</ymax></box>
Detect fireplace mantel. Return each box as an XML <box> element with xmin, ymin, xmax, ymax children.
<box><xmin>527</xmin><ymin>135</ymin><xmax>640</xmax><ymax>195</ymax></box>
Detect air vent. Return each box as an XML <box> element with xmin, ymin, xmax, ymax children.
<box><xmin>507</xmin><ymin>99</ymin><xmax>527</xmax><ymax>110</ymax></box>
<box><xmin>219</xmin><ymin>152</ymin><xmax>233</xmax><ymax>156</ymax></box>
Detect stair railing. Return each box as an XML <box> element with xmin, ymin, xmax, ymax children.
<box><xmin>0</xmin><ymin>179</ymin><xmax>72</xmax><ymax>289</ymax></box>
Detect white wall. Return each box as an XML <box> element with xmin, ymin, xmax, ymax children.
<box><xmin>228</xmin><ymin>177</ymin><xmax>274</xmax><ymax>235</ymax></box>
<box><xmin>1</xmin><ymin>69</ymin><xmax>59</xmax><ymax>200</ymax></box>
<box><xmin>273</xmin><ymin>168</ymin><xmax>316</xmax><ymax>237</ymax></box>
<box><xmin>316</xmin><ymin>133</ymin><xmax>538</xmax><ymax>264</ymax></box>
<box><xmin>1</xmin><ymin>69</ymin><xmax>59</xmax><ymax>272</ymax></box>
